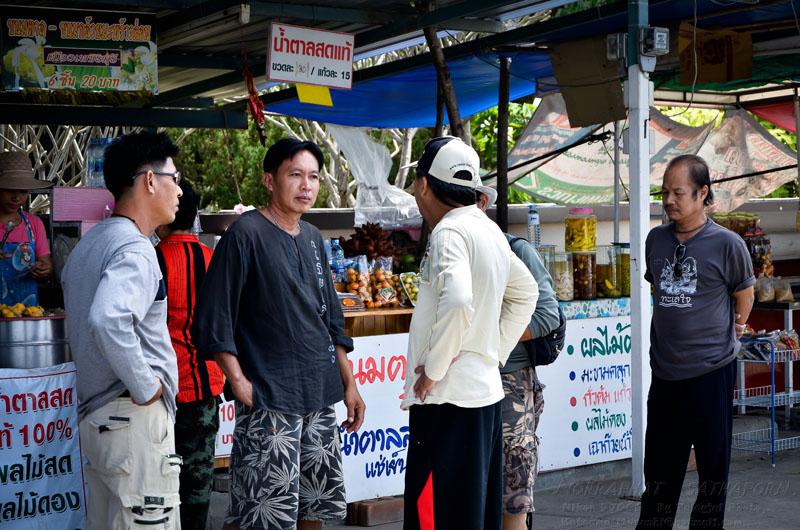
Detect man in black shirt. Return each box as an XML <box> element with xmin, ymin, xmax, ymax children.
<box><xmin>192</xmin><ymin>138</ymin><xmax>365</xmax><ymax>530</ymax></box>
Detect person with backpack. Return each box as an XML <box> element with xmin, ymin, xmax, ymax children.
<box><xmin>477</xmin><ymin>185</ymin><xmax>563</xmax><ymax>530</ymax></box>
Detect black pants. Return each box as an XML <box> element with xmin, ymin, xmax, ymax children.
<box><xmin>637</xmin><ymin>361</ymin><xmax>736</xmax><ymax>530</ymax></box>
<box><xmin>404</xmin><ymin>401</ymin><xmax>503</xmax><ymax>530</ymax></box>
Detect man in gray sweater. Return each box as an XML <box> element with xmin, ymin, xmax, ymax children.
<box><xmin>477</xmin><ymin>186</ymin><xmax>560</xmax><ymax>530</ymax></box>
<box><xmin>62</xmin><ymin>131</ymin><xmax>184</xmax><ymax>530</ymax></box>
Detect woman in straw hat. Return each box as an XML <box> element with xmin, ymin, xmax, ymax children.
<box><xmin>0</xmin><ymin>151</ymin><xmax>53</xmax><ymax>306</ymax></box>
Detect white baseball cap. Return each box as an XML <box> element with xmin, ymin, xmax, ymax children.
<box><xmin>415</xmin><ymin>136</ymin><xmax>481</xmax><ymax>188</ymax></box>
<box><xmin>475</xmin><ymin>185</ymin><xmax>498</xmax><ymax>208</ymax></box>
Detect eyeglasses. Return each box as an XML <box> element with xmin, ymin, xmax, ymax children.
<box><xmin>132</xmin><ymin>170</ymin><xmax>181</xmax><ymax>185</ymax></box>
<box><xmin>673</xmin><ymin>243</ymin><xmax>687</xmax><ymax>279</ymax></box>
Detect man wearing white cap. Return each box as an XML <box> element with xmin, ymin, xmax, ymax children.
<box><xmin>402</xmin><ymin>136</ymin><xmax>538</xmax><ymax>530</ymax></box>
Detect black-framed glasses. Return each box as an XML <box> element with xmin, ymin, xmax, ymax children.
<box><xmin>132</xmin><ymin>169</ymin><xmax>181</xmax><ymax>185</ymax></box>
<box><xmin>673</xmin><ymin>243</ymin><xmax>687</xmax><ymax>279</ymax></box>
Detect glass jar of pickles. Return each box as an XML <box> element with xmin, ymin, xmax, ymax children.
<box><xmin>745</xmin><ymin>228</ymin><xmax>773</xmax><ymax>277</ymax></box>
<box><xmin>554</xmin><ymin>252</ymin><xmax>573</xmax><ymax>301</ymax></box>
<box><xmin>596</xmin><ymin>245</ymin><xmax>621</xmax><ymax>298</ymax></box>
<box><xmin>572</xmin><ymin>251</ymin><xmax>596</xmax><ymax>300</ymax></box>
<box><xmin>565</xmin><ymin>207</ymin><xmax>597</xmax><ymax>252</ymax></box>
<box><xmin>536</xmin><ymin>245</ymin><xmax>556</xmax><ymax>279</ymax></box>
<box><xmin>618</xmin><ymin>243</ymin><xmax>631</xmax><ymax>296</ymax></box>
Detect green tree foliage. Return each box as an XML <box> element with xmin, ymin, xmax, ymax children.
<box><xmin>167</xmin><ymin>120</ymin><xmax>332</xmax><ymax>210</ymax></box>
<box><xmin>470</xmin><ymin>102</ymin><xmax>538</xmax><ymax>203</ymax></box>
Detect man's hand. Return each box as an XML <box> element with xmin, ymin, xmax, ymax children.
<box><xmin>133</xmin><ymin>377</ymin><xmax>163</xmax><ymax>406</ymax></box>
<box><xmin>735</xmin><ymin>313</ymin><xmax>746</xmax><ymax>339</ymax></box>
<box><xmin>413</xmin><ymin>366</ymin><xmax>436</xmax><ymax>402</ymax></box>
<box><xmin>341</xmin><ymin>384</ymin><xmax>365</xmax><ymax>433</ymax></box>
<box><xmin>230</xmin><ymin>376</ymin><xmax>254</xmax><ymax>407</ymax></box>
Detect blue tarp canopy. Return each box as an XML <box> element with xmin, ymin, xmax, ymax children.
<box><xmin>264</xmin><ymin>52</ymin><xmax>553</xmax><ymax>129</ymax></box>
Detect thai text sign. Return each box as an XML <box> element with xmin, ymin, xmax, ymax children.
<box><xmin>215</xmin><ymin>398</ymin><xmax>234</xmax><ymax>458</ymax></box>
<box><xmin>0</xmin><ymin>6</ymin><xmax>157</xmax><ymax>92</ymax></box>
<box><xmin>0</xmin><ymin>363</ymin><xmax>86</xmax><ymax>529</ymax></box>
<box><xmin>268</xmin><ymin>22</ymin><xmax>354</xmax><ymax>90</ymax></box>
<box><xmin>537</xmin><ymin>316</ymin><xmax>651</xmax><ymax>471</ymax></box>
<box><xmin>334</xmin><ymin>334</ymin><xmax>409</xmax><ymax>502</ymax></box>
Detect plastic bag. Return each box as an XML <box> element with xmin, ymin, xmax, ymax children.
<box><xmin>327</xmin><ymin>124</ymin><xmax>421</xmax><ymax>229</ymax></box>
<box><xmin>400</xmin><ymin>272</ymin><xmax>420</xmax><ymax>306</ymax></box>
<box><xmin>344</xmin><ymin>256</ymin><xmax>373</xmax><ymax>306</ymax></box>
<box><xmin>756</xmin><ymin>276</ymin><xmax>774</xmax><ymax>302</ymax></box>
<box><xmin>774</xmin><ymin>277</ymin><xmax>794</xmax><ymax>302</ymax></box>
<box><xmin>370</xmin><ymin>257</ymin><xmax>399</xmax><ymax>308</ymax></box>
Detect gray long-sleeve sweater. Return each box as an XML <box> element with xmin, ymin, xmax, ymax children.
<box><xmin>62</xmin><ymin>218</ymin><xmax>178</xmax><ymax>421</ymax></box>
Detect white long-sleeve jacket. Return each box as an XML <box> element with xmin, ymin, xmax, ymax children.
<box><xmin>402</xmin><ymin>205</ymin><xmax>539</xmax><ymax>409</ymax></box>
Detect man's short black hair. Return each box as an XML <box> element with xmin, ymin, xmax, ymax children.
<box><xmin>103</xmin><ymin>131</ymin><xmax>178</xmax><ymax>201</ymax></box>
<box><xmin>263</xmin><ymin>138</ymin><xmax>324</xmax><ymax>176</ymax></box>
<box><xmin>168</xmin><ymin>180</ymin><xmax>198</xmax><ymax>231</ymax></box>
<box><xmin>666</xmin><ymin>154</ymin><xmax>714</xmax><ymax>206</ymax></box>
<box><xmin>420</xmin><ymin>173</ymin><xmax>477</xmax><ymax>208</ymax></box>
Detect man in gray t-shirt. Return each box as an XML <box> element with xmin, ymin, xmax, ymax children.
<box><xmin>63</xmin><ymin>132</ymin><xmax>184</xmax><ymax>530</ymax></box>
<box><xmin>636</xmin><ymin>155</ymin><xmax>754</xmax><ymax>530</ymax></box>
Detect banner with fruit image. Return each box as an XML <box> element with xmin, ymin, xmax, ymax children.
<box><xmin>1</xmin><ymin>6</ymin><xmax>157</xmax><ymax>92</ymax></box>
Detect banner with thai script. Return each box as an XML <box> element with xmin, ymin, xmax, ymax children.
<box><xmin>268</xmin><ymin>22</ymin><xmax>354</xmax><ymax>90</ymax></box>
<box><xmin>214</xmin><ymin>398</ymin><xmax>235</xmax><ymax>458</ymax></box>
<box><xmin>697</xmin><ymin>109</ymin><xmax>798</xmax><ymax>213</ymax></box>
<box><xmin>334</xmin><ymin>334</ymin><xmax>409</xmax><ymax>502</ymax></box>
<box><xmin>0</xmin><ymin>6</ymin><xmax>157</xmax><ymax>92</ymax></box>
<box><xmin>537</xmin><ymin>316</ymin><xmax>650</xmax><ymax>470</ymax></box>
<box><xmin>508</xmin><ymin>94</ymin><xmax>713</xmax><ymax>204</ymax></box>
<box><xmin>0</xmin><ymin>362</ymin><xmax>86</xmax><ymax>529</ymax></box>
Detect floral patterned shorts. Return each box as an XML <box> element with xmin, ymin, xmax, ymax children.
<box><xmin>225</xmin><ymin>402</ymin><xmax>347</xmax><ymax>529</ymax></box>
<box><xmin>501</xmin><ymin>366</ymin><xmax>545</xmax><ymax>515</ymax></box>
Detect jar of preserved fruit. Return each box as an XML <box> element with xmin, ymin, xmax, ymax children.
<box><xmin>554</xmin><ymin>252</ymin><xmax>573</xmax><ymax>301</ymax></box>
<box><xmin>617</xmin><ymin>243</ymin><xmax>631</xmax><ymax>296</ymax></box>
<box><xmin>572</xmin><ymin>251</ymin><xmax>596</xmax><ymax>300</ymax></box>
<box><xmin>745</xmin><ymin>228</ymin><xmax>773</xmax><ymax>277</ymax></box>
<box><xmin>536</xmin><ymin>245</ymin><xmax>556</xmax><ymax>279</ymax></box>
<box><xmin>565</xmin><ymin>207</ymin><xmax>597</xmax><ymax>252</ymax></box>
<box><xmin>597</xmin><ymin>245</ymin><xmax>621</xmax><ymax>298</ymax></box>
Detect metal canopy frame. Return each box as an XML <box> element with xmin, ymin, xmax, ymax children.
<box><xmin>3</xmin><ymin>0</ymin><xmax>798</xmax><ymax>127</ymax></box>
<box><xmin>2</xmin><ymin>0</ymin><xmax>570</xmax><ymax>127</ymax></box>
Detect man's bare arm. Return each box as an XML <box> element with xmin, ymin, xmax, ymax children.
<box><xmin>213</xmin><ymin>352</ymin><xmax>253</xmax><ymax>407</ymax></box>
<box><xmin>733</xmin><ymin>286</ymin><xmax>755</xmax><ymax>339</ymax></box>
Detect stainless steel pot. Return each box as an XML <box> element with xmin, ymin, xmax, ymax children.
<box><xmin>0</xmin><ymin>316</ymin><xmax>71</xmax><ymax>369</ymax></box>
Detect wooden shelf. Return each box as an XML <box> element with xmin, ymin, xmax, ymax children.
<box><xmin>343</xmin><ymin>307</ymin><xmax>414</xmax><ymax>318</ymax></box>
<box><xmin>343</xmin><ymin>307</ymin><xmax>414</xmax><ymax>337</ymax></box>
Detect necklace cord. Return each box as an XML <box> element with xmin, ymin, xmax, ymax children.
<box><xmin>266</xmin><ymin>206</ymin><xmax>300</xmax><ymax>234</ymax></box>
<box><xmin>674</xmin><ymin>218</ymin><xmax>708</xmax><ymax>234</ymax></box>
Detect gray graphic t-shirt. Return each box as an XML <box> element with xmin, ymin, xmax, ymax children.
<box><xmin>645</xmin><ymin>219</ymin><xmax>754</xmax><ymax>381</ymax></box>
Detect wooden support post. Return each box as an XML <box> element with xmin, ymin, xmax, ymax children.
<box><xmin>497</xmin><ymin>56</ymin><xmax>511</xmax><ymax>232</ymax></box>
<box><xmin>422</xmin><ymin>26</ymin><xmax>464</xmax><ymax>140</ymax></box>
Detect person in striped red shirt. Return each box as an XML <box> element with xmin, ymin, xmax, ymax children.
<box><xmin>155</xmin><ymin>180</ymin><xmax>224</xmax><ymax>530</ymax></box>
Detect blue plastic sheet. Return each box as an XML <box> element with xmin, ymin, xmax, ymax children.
<box><xmin>264</xmin><ymin>52</ymin><xmax>552</xmax><ymax>128</ymax></box>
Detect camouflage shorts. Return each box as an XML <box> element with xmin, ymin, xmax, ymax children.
<box><xmin>501</xmin><ymin>365</ymin><xmax>545</xmax><ymax>515</ymax></box>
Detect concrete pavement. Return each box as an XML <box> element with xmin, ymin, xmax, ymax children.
<box><xmin>206</xmin><ymin>445</ymin><xmax>799</xmax><ymax>529</ymax></box>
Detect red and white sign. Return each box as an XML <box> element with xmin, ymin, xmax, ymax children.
<box><xmin>268</xmin><ymin>22</ymin><xmax>354</xmax><ymax>90</ymax></box>
<box><xmin>0</xmin><ymin>363</ymin><xmax>86</xmax><ymax>529</ymax></box>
